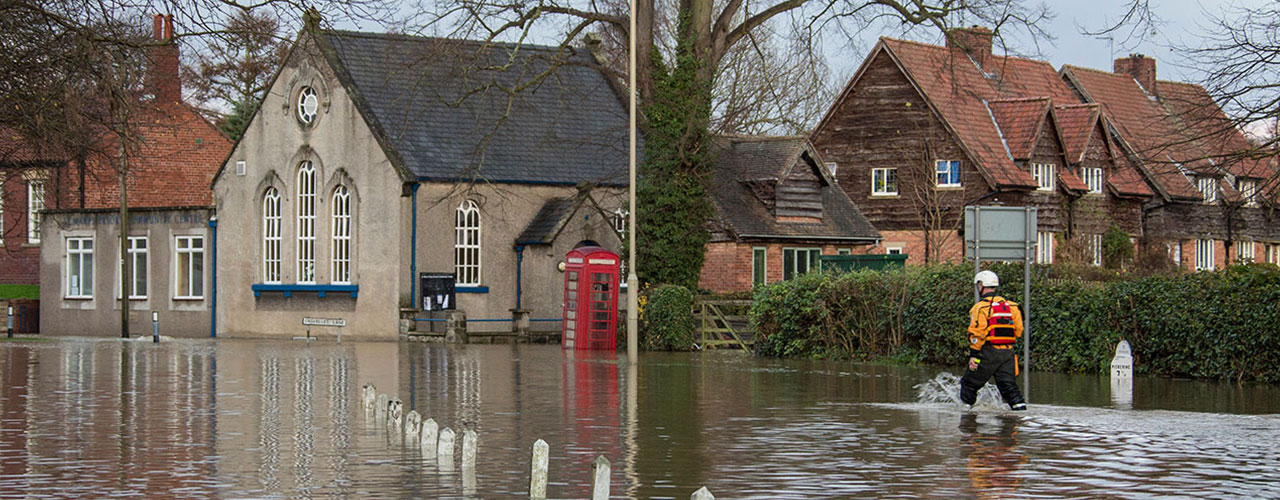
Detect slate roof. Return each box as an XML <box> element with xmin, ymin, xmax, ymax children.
<box><xmin>516</xmin><ymin>197</ymin><xmax>576</xmax><ymax>245</ymax></box>
<box><xmin>319</xmin><ymin>30</ymin><xmax>629</xmax><ymax>186</ymax></box>
<box><xmin>708</xmin><ymin>136</ymin><xmax>880</xmax><ymax>242</ymax></box>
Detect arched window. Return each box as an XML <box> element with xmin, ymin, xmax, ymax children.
<box><xmin>455</xmin><ymin>200</ymin><xmax>481</xmax><ymax>286</ymax></box>
<box><xmin>262</xmin><ymin>187</ymin><xmax>281</xmax><ymax>283</ymax></box>
<box><xmin>331</xmin><ymin>185</ymin><xmax>351</xmax><ymax>284</ymax></box>
<box><xmin>296</xmin><ymin>161</ymin><xmax>316</xmax><ymax>283</ymax></box>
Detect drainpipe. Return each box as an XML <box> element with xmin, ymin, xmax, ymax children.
<box><xmin>514</xmin><ymin>245</ymin><xmax>525</xmax><ymax>309</ymax></box>
<box><xmin>208</xmin><ymin>215</ymin><xmax>218</xmax><ymax>338</ymax></box>
<box><xmin>410</xmin><ymin>183</ymin><xmax>419</xmax><ymax>308</ymax></box>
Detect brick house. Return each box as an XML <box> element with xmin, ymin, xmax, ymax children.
<box><xmin>23</xmin><ymin>15</ymin><xmax>233</xmax><ymax>336</ymax></box>
<box><xmin>812</xmin><ymin>28</ymin><xmax>1277</xmax><ymax>268</ymax></box>
<box><xmin>699</xmin><ymin>136</ymin><xmax>880</xmax><ymax>293</ymax></box>
<box><xmin>1061</xmin><ymin>57</ymin><xmax>1280</xmax><ymax>270</ymax></box>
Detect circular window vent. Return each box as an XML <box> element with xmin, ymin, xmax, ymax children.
<box><xmin>297</xmin><ymin>86</ymin><xmax>319</xmax><ymax>125</ymax></box>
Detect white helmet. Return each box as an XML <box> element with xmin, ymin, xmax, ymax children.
<box><xmin>974</xmin><ymin>270</ymin><xmax>999</xmax><ymax>288</ymax></box>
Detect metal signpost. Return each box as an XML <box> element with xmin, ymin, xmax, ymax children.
<box><xmin>964</xmin><ymin>205</ymin><xmax>1037</xmax><ymax>401</ymax></box>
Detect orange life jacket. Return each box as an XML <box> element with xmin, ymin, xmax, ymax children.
<box><xmin>986</xmin><ymin>299</ymin><xmax>1017</xmax><ymax>345</ymax></box>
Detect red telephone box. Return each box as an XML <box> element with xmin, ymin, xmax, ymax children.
<box><xmin>562</xmin><ymin>246</ymin><xmax>620</xmax><ymax>350</ymax></box>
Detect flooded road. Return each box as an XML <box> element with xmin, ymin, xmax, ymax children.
<box><xmin>0</xmin><ymin>338</ymin><xmax>1277</xmax><ymax>498</ymax></box>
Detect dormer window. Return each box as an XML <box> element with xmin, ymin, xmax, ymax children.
<box><xmin>1032</xmin><ymin>163</ymin><xmax>1055</xmax><ymax>191</ymax></box>
<box><xmin>1082</xmin><ymin>167</ymin><xmax>1103</xmax><ymax>193</ymax></box>
<box><xmin>1198</xmin><ymin>176</ymin><xmax>1217</xmax><ymax>203</ymax></box>
<box><xmin>1237</xmin><ymin>179</ymin><xmax>1258</xmax><ymax>206</ymax></box>
<box><xmin>297</xmin><ymin>86</ymin><xmax>319</xmax><ymax>125</ymax></box>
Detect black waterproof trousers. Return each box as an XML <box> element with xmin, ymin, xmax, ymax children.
<box><xmin>959</xmin><ymin>345</ymin><xmax>1025</xmax><ymax>409</ymax></box>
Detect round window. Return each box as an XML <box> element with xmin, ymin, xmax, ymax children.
<box><xmin>297</xmin><ymin>86</ymin><xmax>318</xmax><ymax>125</ymax></box>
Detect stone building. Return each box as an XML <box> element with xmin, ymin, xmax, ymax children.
<box><xmin>812</xmin><ymin>28</ymin><xmax>1277</xmax><ymax>268</ymax></box>
<box><xmin>30</xmin><ymin>15</ymin><xmax>232</xmax><ymax>336</ymax></box>
<box><xmin>699</xmin><ymin>136</ymin><xmax>880</xmax><ymax>293</ymax></box>
<box><xmin>212</xmin><ymin>26</ymin><xmax>628</xmax><ymax>339</ymax></box>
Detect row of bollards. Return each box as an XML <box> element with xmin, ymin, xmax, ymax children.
<box><xmin>361</xmin><ymin>382</ymin><xmax>717</xmax><ymax>499</ymax></box>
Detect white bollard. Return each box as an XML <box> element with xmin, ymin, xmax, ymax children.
<box><xmin>591</xmin><ymin>455</ymin><xmax>610</xmax><ymax>500</ymax></box>
<box><xmin>530</xmin><ymin>439</ymin><xmax>549</xmax><ymax>500</ymax></box>
<box><xmin>421</xmin><ymin>418</ymin><xmax>439</xmax><ymax>458</ymax></box>
<box><xmin>438</xmin><ymin>427</ymin><xmax>456</xmax><ymax>470</ymax></box>
<box><xmin>462</xmin><ymin>429</ymin><xmax>478</xmax><ymax>469</ymax></box>
<box><xmin>362</xmin><ymin>383</ymin><xmax>376</xmax><ymax>411</ymax></box>
<box><xmin>388</xmin><ymin>398</ymin><xmax>404</xmax><ymax>429</ymax></box>
<box><xmin>691</xmin><ymin>486</ymin><xmax>715</xmax><ymax>500</ymax></box>
<box><xmin>1111</xmin><ymin>340</ymin><xmax>1134</xmax><ymax>409</ymax></box>
<box><xmin>405</xmin><ymin>411</ymin><xmax>422</xmax><ymax>444</ymax></box>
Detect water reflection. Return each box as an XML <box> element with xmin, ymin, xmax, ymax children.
<box><xmin>0</xmin><ymin>340</ymin><xmax>1277</xmax><ymax>499</ymax></box>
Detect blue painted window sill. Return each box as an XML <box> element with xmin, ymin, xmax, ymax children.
<box><xmin>456</xmin><ymin>286</ymin><xmax>489</xmax><ymax>294</ymax></box>
<box><xmin>252</xmin><ymin>284</ymin><xmax>359</xmax><ymax>298</ymax></box>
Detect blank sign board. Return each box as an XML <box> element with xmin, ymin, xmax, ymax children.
<box><xmin>964</xmin><ymin>206</ymin><xmax>1037</xmax><ymax>261</ymax></box>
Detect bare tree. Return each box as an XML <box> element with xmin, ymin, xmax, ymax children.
<box><xmin>182</xmin><ymin>9</ymin><xmax>290</xmax><ymax>139</ymax></box>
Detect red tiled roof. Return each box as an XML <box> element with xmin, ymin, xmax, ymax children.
<box><xmin>1107</xmin><ymin>141</ymin><xmax>1155</xmax><ymax>197</ymax></box>
<box><xmin>880</xmin><ymin>38</ymin><xmax>1046</xmax><ymax>188</ymax></box>
<box><xmin>1052</xmin><ymin>104</ymin><xmax>1101</xmax><ymax>163</ymax></box>
<box><xmin>1058</xmin><ymin>169</ymin><xmax>1089</xmax><ymax>192</ymax></box>
<box><xmin>1156</xmin><ymin>80</ymin><xmax>1274</xmax><ymax>180</ymax></box>
<box><xmin>988</xmin><ymin>98</ymin><xmax>1049</xmax><ymax>159</ymax></box>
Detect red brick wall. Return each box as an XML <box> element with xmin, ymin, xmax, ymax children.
<box><xmin>0</xmin><ymin>176</ymin><xmax>51</xmax><ymax>285</ymax></box>
<box><xmin>876</xmin><ymin>229</ymin><xmax>964</xmax><ymax>264</ymax></box>
<box><xmin>698</xmin><ymin>241</ymin><xmax>875</xmax><ymax>293</ymax></box>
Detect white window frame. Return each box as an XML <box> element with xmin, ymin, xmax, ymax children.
<box><xmin>1169</xmin><ymin>241</ymin><xmax>1183</xmax><ymax>266</ymax></box>
<box><xmin>752</xmin><ymin>247</ymin><xmax>767</xmax><ymax>287</ymax></box>
<box><xmin>825</xmin><ymin>162</ymin><xmax>838</xmax><ymax>177</ymax></box>
<box><xmin>331</xmin><ymin>185</ymin><xmax>352</xmax><ymax>284</ymax></box>
<box><xmin>297</xmin><ymin>86</ymin><xmax>318</xmax><ymax>125</ymax></box>
<box><xmin>1237</xmin><ymin>240</ymin><xmax>1256</xmax><ymax>262</ymax></box>
<box><xmin>1082</xmin><ymin>167</ymin><xmax>1103</xmax><ymax>193</ymax></box>
<box><xmin>262</xmin><ymin>187</ymin><xmax>282</xmax><ymax>284</ymax></box>
<box><xmin>455</xmin><ymin>200</ymin><xmax>482</xmax><ymax>286</ymax></box>
<box><xmin>174</xmin><ymin>235</ymin><xmax>205</xmax><ymax>299</ymax></box>
<box><xmin>1032</xmin><ymin>163</ymin><xmax>1056</xmax><ymax>191</ymax></box>
<box><xmin>296</xmin><ymin>161</ymin><xmax>316</xmax><ymax>284</ymax></box>
<box><xmin>1198</xmin><ymin>176</ymin><xmax>1217</xmax><ymax>203</ymax></box>
<box><xmin>886</xmin><ymin>247</ymin><xmax>904</xmax><ymax>255</ymax></box>
<box><xmin>1089</xmin><ymin>233</ymin><xmax>1103</xmax><ymax>266</ymax></box>
<box><xmin>837</xmin><ymin>248</ymin><xmax>851</xmax><ymax>255</ymax></box>
<box><xmin>65</xmin><ymin>237</ymin><xmax>94</xmax><ymax>299</ymax></box>
<box><xmin>1267</xmin><ymin>244</ymin><xmax>1280</xmax><ymax>265</ymax></box>
<box><xmin>1036</xmin><ymin>231</ymin><xmax>1055</xmax><ymax>264</ymax></box>
<box><xmin>28</xmin><ymin>180</ymin><xmax>45</xmax><ymax>244</ymax></box>
<box><xmin>1237</xmin><ymin>179</ymin><xmax>1259</xmax><ymax>207</ymax></box>
<box><xmin>117</xmin><ymin>236</ymin><xmax>148</xmax><ymax>300</ymax></box>
<box><xmin>1195</xmin><ymin>239</ymin><xmax>1215</xmax><ymax>271</ymax></box>
<box><xmin>871</xmin><ymin>168</ymin><xmax>898</xmax><ymax>196</ymax></box>
<box><xmin>782</xmin><ymin>247</ymin><xmax>821</xmax><ymax>280</ymax></box>
<box><xmin>935</xmin><ymin>160</ymin><xmax>961</xmax><ymax>187</ymax></box>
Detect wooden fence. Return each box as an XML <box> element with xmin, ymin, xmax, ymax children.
<box><xmin>694</xmin><ymin>299</ymin><xmax>754</xmax><ymax>350</ymax></box>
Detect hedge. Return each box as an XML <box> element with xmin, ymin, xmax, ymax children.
<box><xmin>750</xmin><ymin>263</ymin><xmax>1280</xmax><ymax>383</ymax></box>
<box><xmin>641</xmin><ymin>284</ymin><xmax>697</xmax><ymax>351</ymax></box>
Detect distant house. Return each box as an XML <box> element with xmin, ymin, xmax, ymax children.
<box><xmin>812</xmin><ymin>28</ymin><xmax>1277</xmax><ymax>268</ymax></box>
<box><xmin>15</xmin><ymin>15</ymin><xmax>232</xmax><ymax>337</ymax></box>
<box><xmin>699</xmin><ymin>136</ymin><xmax>880</xmax><ymax>293</ymax></box>
<box><xmin>212</xmin><ymin>25</ymin><xmax>628</xmax><ymax>338</ymax></box>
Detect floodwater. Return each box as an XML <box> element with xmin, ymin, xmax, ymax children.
<box><xmin>0</xmin><ymin>339</ymin><xmax>1277</xmax><ymax>499</ymax></box>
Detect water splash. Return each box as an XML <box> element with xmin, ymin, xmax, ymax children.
<box><xmin>914</xmin><ymin>372</ymin><xmax>1005</xmax><ymax>409</ymax></box>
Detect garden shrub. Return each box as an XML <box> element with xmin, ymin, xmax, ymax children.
<box><xmin>641</xmin><ymin>284</ymin><xmax>696</xmax><ymax>351</ymax></box>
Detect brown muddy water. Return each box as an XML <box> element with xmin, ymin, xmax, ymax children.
<box><xmin>0</xmin><ymin>338</ymin><xmax>1277</xmax><ymax>499</ymax></box>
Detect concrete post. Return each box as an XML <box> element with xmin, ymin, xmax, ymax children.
<box><xmin>362</xmin><ymin>383</ymin><xmax>377</xmax><ymax>412</ymax></box>
<box><xmin>511</xmin><ymin>309</ymin><xmax>531</xmax><ymax>341</ymax></box>
<box><xmin>438</xmin><ymin>427</ymin><xmax>456</xmax><ymax>470</ymax></box>
<box><xmin>421</xmin><ymin>418</ymin><xmax>439</xmax><ymax>457</ymax></box>
<box><xmin>462</xmin><ymin>430</ymin><xmax>477</xmax><ymax>469</ymax></box>
<box><xmin>530</xmin><ymin>439</ymin><xmax>549</xmax><ymax>499</ymax></box>
<box><xmin>446</xmin><ymin>311</ymin><xmax>468</xmax><ymax>343</ymax></box>
<box><xmin>591</xmin><ymin>455</ymin><xmax>610</xmax><ymax>500</ymax></box>
<box><xmin>405</xmin><ymin>411</ymin><xmax>422</xmax><ymax>444</ymax></box>
<box><xmin>691</xmin><ymin>487</ymin><xmax>715</xmax><ymax>500</ymax></box>
<box><xmin>7</xmin><ymin>305</ymin><xmax>14</xmax><ymax>339</ymax></box>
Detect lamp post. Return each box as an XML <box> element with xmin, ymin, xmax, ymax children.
<box><xmin>625</xmin><ymin>0</ymin><xmax>639</xmax><ymax>364</ymax></box>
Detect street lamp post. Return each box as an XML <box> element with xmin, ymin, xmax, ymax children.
<box><xmin>625</xmin><ymin>0</ymin><xmax>639</xmax><ymax>364</ymax></box>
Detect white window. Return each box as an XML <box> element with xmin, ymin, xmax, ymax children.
<box><xmin>1198</xmin><ymin>176</ymin><xmax>1217</xmax><ymax>203</ymax></box>
<box><xmin>262</xmin><ymin>188</ymin><xmax>281</xmax><ymax>283</ymax></box>
<box><xmin>1032</xmin><ymin>163</ymin><xmax>1056</xmax><ymax>191</ymax></box>
<box><xmin>782</xmin><ymin>247</ymin><xmax>821</xmax><ymax>280</ymax></box>
<box><xmin>886</xmin><ymin>247</ymin><xmax>904</xmax><ymax>255</ymax></box>
<box><xmin>331</xmin><ymin>185</ymin><xmax>352</xmax><ymax>284</ymax></box>
<box><xmin>1082</xmin><ymin>167</ymin><xmax>1103</xmax><ymax>193</ymax></box>
<box><xmin>117</xmin><ymin>236</ymin><xmax>148</xmax><ymax>299</ymax></box>
<box><xmin>752</xmin><ymin>247</ymin><xmax>767</xmax><ymax>287</ymax></box>
<box><xmin>872</xmin><ymin>168</ymin><xmax>898</xmax><ymax>195</ymax></box>
<box><xmin>296</xmin><ymin>161</ymin><xmax>316</xmax><ymax>284</ymax></box>
<box><xmin>1088</xmin><ymin>234</ymin><xmax>1103</xmax><ymax>266</ymax></box>
<box><xmin>837</xmin><ymin>248</ymin><xmax>851</xmax><ymax>255</ymax></box>
<box><xmin>825</xmin><ymin>162</ymin><xmax>838</xmax><ymax>176</ymax></box>
<box><xmin>1237</xmin><ymin>241</ymin><xmax>1256</xmax><ymax>262</ymax></box>
<box><xmin>1169</xmin><ymin>241</ymin><xmax>1183</xmax><ymax>266</ymax></box>
<box><xmin>1195</xmin><ymin>239</ymin><xmax>1215</xmax><ymax>271</ymax></box>
<box><xmin>455</xmin><ymin>200</ymin><xmax>481</xmax><ymax>286</ymax></box>
<box><xmin>175</xmin><ymin>235</ymin><xmax>204</xmax><ymax>299</ymax></box>
<box><xmin>1267</xmin><ymin>244</ymin><xmax>1280</xmax><ymax>265</ymax></box>
<box><xmin>935</xmin><ymin>160</ymin><xmax>961</xmax><ymax>187</ymax></box>
<box><xmin>1237</xmin><ymin>179</ymin><xmax>1259</xmax><ymax>206</ymax></box>
<box><xmin>1036</xmin><ymin>231</ymin><xmax>1055</xmax><ymax>264</ymax></box>
<box><xmin>297</xmin><ymin>86</ymin><xmax>318</xmax><ymax>125</ymax></box>
<box><xmin>65</xmin><ymin>237</ymin><xmax>94</xmax><ymax>298</ymax></box>
<box><xmin>28</xmin><ymin>180</ymin><xmax>44</xmax><ymax>244</ymax></box>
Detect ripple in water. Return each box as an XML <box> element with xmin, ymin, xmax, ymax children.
<box><xmin>914</xmin><ymin>372</ymin><xmax>1006</xmax><ymax>409</ymax></box>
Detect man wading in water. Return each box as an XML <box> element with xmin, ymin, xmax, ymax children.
<box><xmin>960</xmin><ymin>271</ymin><xmax>1027</xmax><ymax>411</ymax></box>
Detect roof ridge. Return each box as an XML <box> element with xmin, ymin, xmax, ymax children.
<box><xmin>990</xmin><ymin>96</ymin><xmax>1051</xmax><ymax>103</ymax></box>
<box><xmin>322</xmin><ymin>29</ymin><xmax>574</xmax><ymax>55</ymax></box>
<box><xmin>721</xmin><ymin>134</ymin><xmax>806</xmax><ymax>142</ymax></box>
<box><xmin>1054</xmin><ymin>103</ymin><xmax>1099</xmax><ymax>109</ymax></box>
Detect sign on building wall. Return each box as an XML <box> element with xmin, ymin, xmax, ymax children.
<box><xmin>420</xmin><ymin>272</ymin><xmax>456</xmax><ymax>311</ymax></box>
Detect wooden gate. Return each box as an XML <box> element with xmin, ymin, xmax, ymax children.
<box><xmin>694</xmin><ymin>299</ymin><xmax>754</xmax><ymax>350</ymax></box>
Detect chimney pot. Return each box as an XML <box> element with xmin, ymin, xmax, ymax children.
<box><xmin>947</xmin><ymin>26</ymin><xmax>993</xmax><ymax>63</ymax></box>
<box><xmin>152</xmin><ymin>14</ymin><xmax>163</xmax><ymax>40</ymax></box>
<box><xmin>164</xmin><ymin>14</ymin><xmax>173</xmax><ymax>40</ymax></box>
<box><xmin>1114</xmin><ymin>54</ymin><xmax>1157</xmax><ymax>96</ymax></box>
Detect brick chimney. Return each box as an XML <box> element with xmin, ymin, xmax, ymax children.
<box><xmin>947</xmin><ymin>26</ymin><xmax>993</xmax><ymax>62</ymax></box>
<box><xmin>146</xmin><ymin>14</ymin><xmax>181</xmax><ymax>104</ymax></box>
<box><xmin>1114</xmin><ymin>54</ymin><xmax>1157</xmax><ymax>96</ymax></box>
